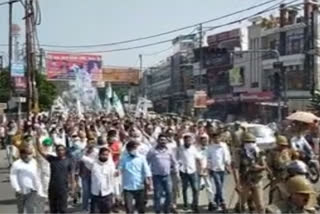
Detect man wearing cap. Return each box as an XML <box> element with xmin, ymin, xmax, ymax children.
<box><xmin>10</xmin><ymin>147</ymin><xmax>41</xmax><ymax>214</ymax></box>
<box><xmin>36</xmin><ymin>138</ymin><xmax>55</xmax><ymax>213</ymax></box>
<box><xmin>207</xmin><ymin>129</ymin><xmax>231</xmax><ymax>211</ymax></box>
<box><xmin>196</xmin><ymin>133</ymin><xmax>215</xmax><ymax>211</ymax></box>
<box><xmin>233</xmin><ymin>132</ymin><xmax>267</xmax><ymax>213</ymax></box>
<box><xmin>267</xmin><ymin>135</ymin><xmax>294</xmax><ymax>204</ymax></box>
<box><xmin>266</xmin><ymin>175</ymin><xmax>316</xmax><ymax>213</ymax></box>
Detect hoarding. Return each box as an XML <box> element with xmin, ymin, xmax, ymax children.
<box><xmin>102</xmin><ymin>67</ymin><xmax>140</xmax><ymax>84</ymax></box>
<box><xmin>11</xmin><ymin>63</ymin><xmax>24</xmax><ymax>77</ymax></box>
<box><xmin>46</xmin><ymin>53</ymin><xmax>102</xmax><ymax>81</ymax></box>
<box><xmin>229</xmin><ymin>67</ymin><xmax>244</xmax><ymax>86</ymax></box>
<box><xmin>193</xmin><ymin>91</ymin><xmax>207</xmax><ymax>108</ymax></box>
<box><xmin>14</xmin><ymin>77</ymin><xmax>26</xmax><ymax>89</ymax></box>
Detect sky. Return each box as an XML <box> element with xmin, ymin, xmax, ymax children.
<box><xmin>0</xmin><ymin>0</ymin><xmax>282</xmax><ymax>68</ymax></box>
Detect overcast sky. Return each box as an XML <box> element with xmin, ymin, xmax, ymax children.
<box><xmin>0</xmin><ymin>0</ymin><xmax>282</xmax><ymax>68</ymax></box>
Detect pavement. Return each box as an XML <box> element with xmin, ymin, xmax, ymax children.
<box><xmin>0</xmin><ymin>149</ymin><xmax>264</xmax><ymax>213</ymax></box>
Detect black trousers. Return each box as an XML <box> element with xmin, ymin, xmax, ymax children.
<box><xmin>123</xmin><ymin>189</ymin><xmax>145</xmax><ymax>214</ymax></box>
<box><xmin>48</xmin><ymin>189</ymin><xmax>68</xmax><ymax>213</ymax></box>
<box><xmin>90</xmin><ymin>194</ymin><xmax>113</xmax><ymax>214</ymax></box>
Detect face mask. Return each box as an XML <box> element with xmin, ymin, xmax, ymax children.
<box><xmin>129</xmin><ymin>150</ymin><xmax>138</xmax><ymax>157</ymax></box>
<box><xmin>184</xmin><ymin>143</ymin><xmax>191</xmax><ymax>149</ymax></box>
<box><xmin>99</xmin><ymin>157</ymin><xmax>108</xmax><ymax>163</ymax></box>
<box><xmin>244</xmin><ymin>143</ymin><xmax>259</xmax><ymax>154</ymax></box>
<box><xmin>23</xmin><ymin>155</ymin><xmax>32</xmax><ymax>163</ymax></box>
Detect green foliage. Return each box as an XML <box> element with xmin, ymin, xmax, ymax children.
<box><xmin>0</xmin><ymin>69</ymin><xmax>10</xmax><ymax>102</ymax></box>
<box><xmin>36</xmin><ymin>72</ymin><xmax>58</xmax><ymax>110</ymax></box>
<box><xmin>310</xmin><ymin>89</ymin><xmax>320</xmax><ymax>113</ymax></box>
<box><xmin>0</xmin><ymin>69</ymin><xmax>57</xmax><ymax>110</ymax></box>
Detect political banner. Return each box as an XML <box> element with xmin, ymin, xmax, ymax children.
<box><xmin>193</xmin><ymin>91</ymin><xmax>207</xmax><ymax>108</ymax></box>
<box><xmin>46</xmin><ymin>53</ymin><xmax>102</xmax><ymax>81</ymax></box>
<box><xmin>102</xmin><ymin>67</ymin><xmax>140</xmax><ymax>84</ymax></box>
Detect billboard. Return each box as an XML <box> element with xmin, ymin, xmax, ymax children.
<box><xmin>46</xmin><ymin>53</ymin><xmax>102</xmax><ymax>81</ymax></box>
<box><xmin>193</xmin><ymin>90</ymin><xmax>207</xmax><ymax>108</ymax></box>
<box><xmin>11</xmin><ymin>63</ymin><xmax>24</xmax><ymax>77</ymax></box>
<box><xmin>229</xmin><ymin>67</ymin><xmax>244</xmax><ymax>86</ymax></box>
<box><xmin>207</xmin><ymin>28</ymin><xmax>247</xmax><ymax>50</ymax></box>
<box><xmin>102</xmin><ymin>67</ymin><xmax>140</xmax><ymax>84</ymax></box>
<box><xmin>14</xmin><ymin>77</ymin><xmax>26</xmax><ymax>89</ymax></box>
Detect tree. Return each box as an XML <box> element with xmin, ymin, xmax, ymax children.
<box><xmin>0</xmin><ymin>69</ymin><xmax>58</xmax><ymax>111</ymax></box>
<box><xmin>36</xmin><ymin>72</ymin><xmax>58</xmax><ymax>110</ymax></box>
<box><xmin>310</xmin><ymin>89</ymin><xmax>320</xmax><ymax>114</ymax></box>
<box><xmin>0</xmin><ymin>69</ymin><xmax>10</xmax><ymax>102</ymax></box>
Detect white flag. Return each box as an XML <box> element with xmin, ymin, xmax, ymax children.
<box><xmin>104</xmin><ymin>83</ymin><xmax>112</xmax><ymax>114</ymax></box>
<box><xmin>112</xmin><ymin>91</ymin><xmax>125</xmax><ymax>118</ymax></box>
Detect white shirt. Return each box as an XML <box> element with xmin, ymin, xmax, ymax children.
<box><xmin>10</xmin><ymin>159</ymin><xmax>40</xmax><ymax>194</ymax></box>
<box><xmin>196</xmin><ymin>145</ymin><xmax>208</xmax><ymax>169</ymax></box>
<box><xmin>82</xmin><ymin>156</ymin><xmax>115</xmax><ymax>196</ymax></box>
<box><xmin>178</xmin><ymin>145</ymin><xmax>202</xmax><ymax>174</ymax></box>
<box><xmin>207</xmin><ymin>142</ymin><xmax>231</xmax><ymax>171</ymax></box>
<box><xmin>167</xmin><ymin>139</ymin><xmax>178</xmax><ymax>158</ymax></box>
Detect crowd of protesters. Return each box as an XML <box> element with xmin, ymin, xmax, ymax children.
<box><xmin>1</xmin><ymin>112</ymin><xmax>319</xmax><ymax>213</ymax></box>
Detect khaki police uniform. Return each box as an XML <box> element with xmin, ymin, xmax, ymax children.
<box><xmin>266</xmin><ymin>175</ymin><xmax>316</xmax><ymax>214</ymax></box>
<box><xmin>234</xmin><ymin>132</ymin><xmax>266</xmax><ymax>213</ymax></box>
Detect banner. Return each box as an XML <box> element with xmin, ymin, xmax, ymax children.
<box><xmin>11</xmin><ymin>63</ymin><xmax>24</xmax><ymax>77</ymax></box>
<box><xmin>229</xmin><ymin>67</ymin><xmax>244</xmax><ymax>86</ymax></box>
<box><xmin>46</xmin><ymin>53</ymin><xmax>102</xmax><ymax>81</ymax></box>
<box><xmin>14</xmin><ymin>77</ymin><xmax>26</xmax><ymax>89</ymax></box>
<box><xmin>194</xmin><ymin>91</ymin><xmax>207</xmax><ymax>108</ymax></box>
<box><xmin>102</xmin><ymin>67</ymin><xmax>140</xmax><ymax>84</ymax></box>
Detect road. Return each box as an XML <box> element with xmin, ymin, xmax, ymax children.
<box><xmin>0</xmin><ymin>149</ymin><xmax>269</xmax><ymax>213</ymax></box>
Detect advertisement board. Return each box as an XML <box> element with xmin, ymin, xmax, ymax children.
<box><xmin>229</xmin><ymin>67</ymin><xmax>244</xmax><ymax>86</ymax></box>
<box><xmin>193</xmin><ymin>91</ymin><xmax>207</xmax><ymax>108</ymax></box>
<box><xmin>46</xmin><ymin>53</ymin><xmax>102</xmax><ymax>81</ymax></box>
<box><xmin>11</xmin><ymin>63</ymin><xmax>24</xmax><ymax>77</ymax></box>
<box><xmin>14</xmin><ymin>77</ymin><xmax>26</xmax><ymax>89</ymax></box>
<box><xmin>102</xmin><ymin>67</ymin><xmax>140</xmax><ymax>84</ymax></box>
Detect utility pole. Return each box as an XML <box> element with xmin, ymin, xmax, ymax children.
<box><xmin>25</xmin><ymin>0</ymin><xmax>33</xmax><ymax>115</ymax></box>
<box><xmin>199</xmin><ymin>23</ymin><xmax>203</xmax><ymax>90</ymax></box>
<box><xmin>139</xmin><ymin>54</ymin><xmax>145</xmax><ymax>97</ymax></box>
<box><xmin>279</xmin><ymin>4</ymin><xmax>287</xmax><ymax>120</ymax></box>
<box><xmin>24</xmin><ymin>0</ymin><xmax>39</xmax><ymax>115</ymax></box>
<box><xmin>8</xmin><ymin>0</ymin><xmax>16</xmax><ymax>96</ymax></box>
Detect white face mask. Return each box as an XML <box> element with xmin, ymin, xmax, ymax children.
<box><xmin>129</xmin><ymin>150</ymin><xmax>138</xmax><ymax>156</ymax></box>
<box><xmin>244</xmin><ymin>142</ymin><xmax>259</xmax><ymax>153</ymax></box>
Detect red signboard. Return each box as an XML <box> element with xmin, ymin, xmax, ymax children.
<box><xmin>46</xmin><ymin>53</ymin><xmax>102</xmax><ymax>81</ymax></box>
<box><xmin>13</xmin><ymin>77</ymin><xmax>26</xmax><ymax>89</ymax></box>
<box><xmin>240</xmin><ymin>91</ymin><xmax>273</xmax><ymax>102</ymax></box>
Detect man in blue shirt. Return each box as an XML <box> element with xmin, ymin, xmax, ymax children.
<box><xmin>119</xmin><ymin>140</ymin><xmax>151</xmax><ymax>214</ymax></box>
<box><xmin>147</xmin><ymin>134</ymin><xmax>178</xmax><ymax>214</ymax></box>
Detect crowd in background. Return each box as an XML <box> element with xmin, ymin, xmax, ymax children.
<box><xmin>0</xmin><ymin>112</ymin><xmax>318</xmax><ymax>213</ymax></box>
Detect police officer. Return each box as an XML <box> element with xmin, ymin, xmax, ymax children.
<box><xmin>266</xmin><ymin>175</ymin><xmax>316</xmax><ymax>213</ymax></box>
<box><xmin>266</xmin><ymin>135</ymin><xmax>294</xmax><ymax>204</ymax></box>
<box><xmin>233</xmin><ymin>132</ymin><xmax>266</xmax><ymax>213</ymax></box>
